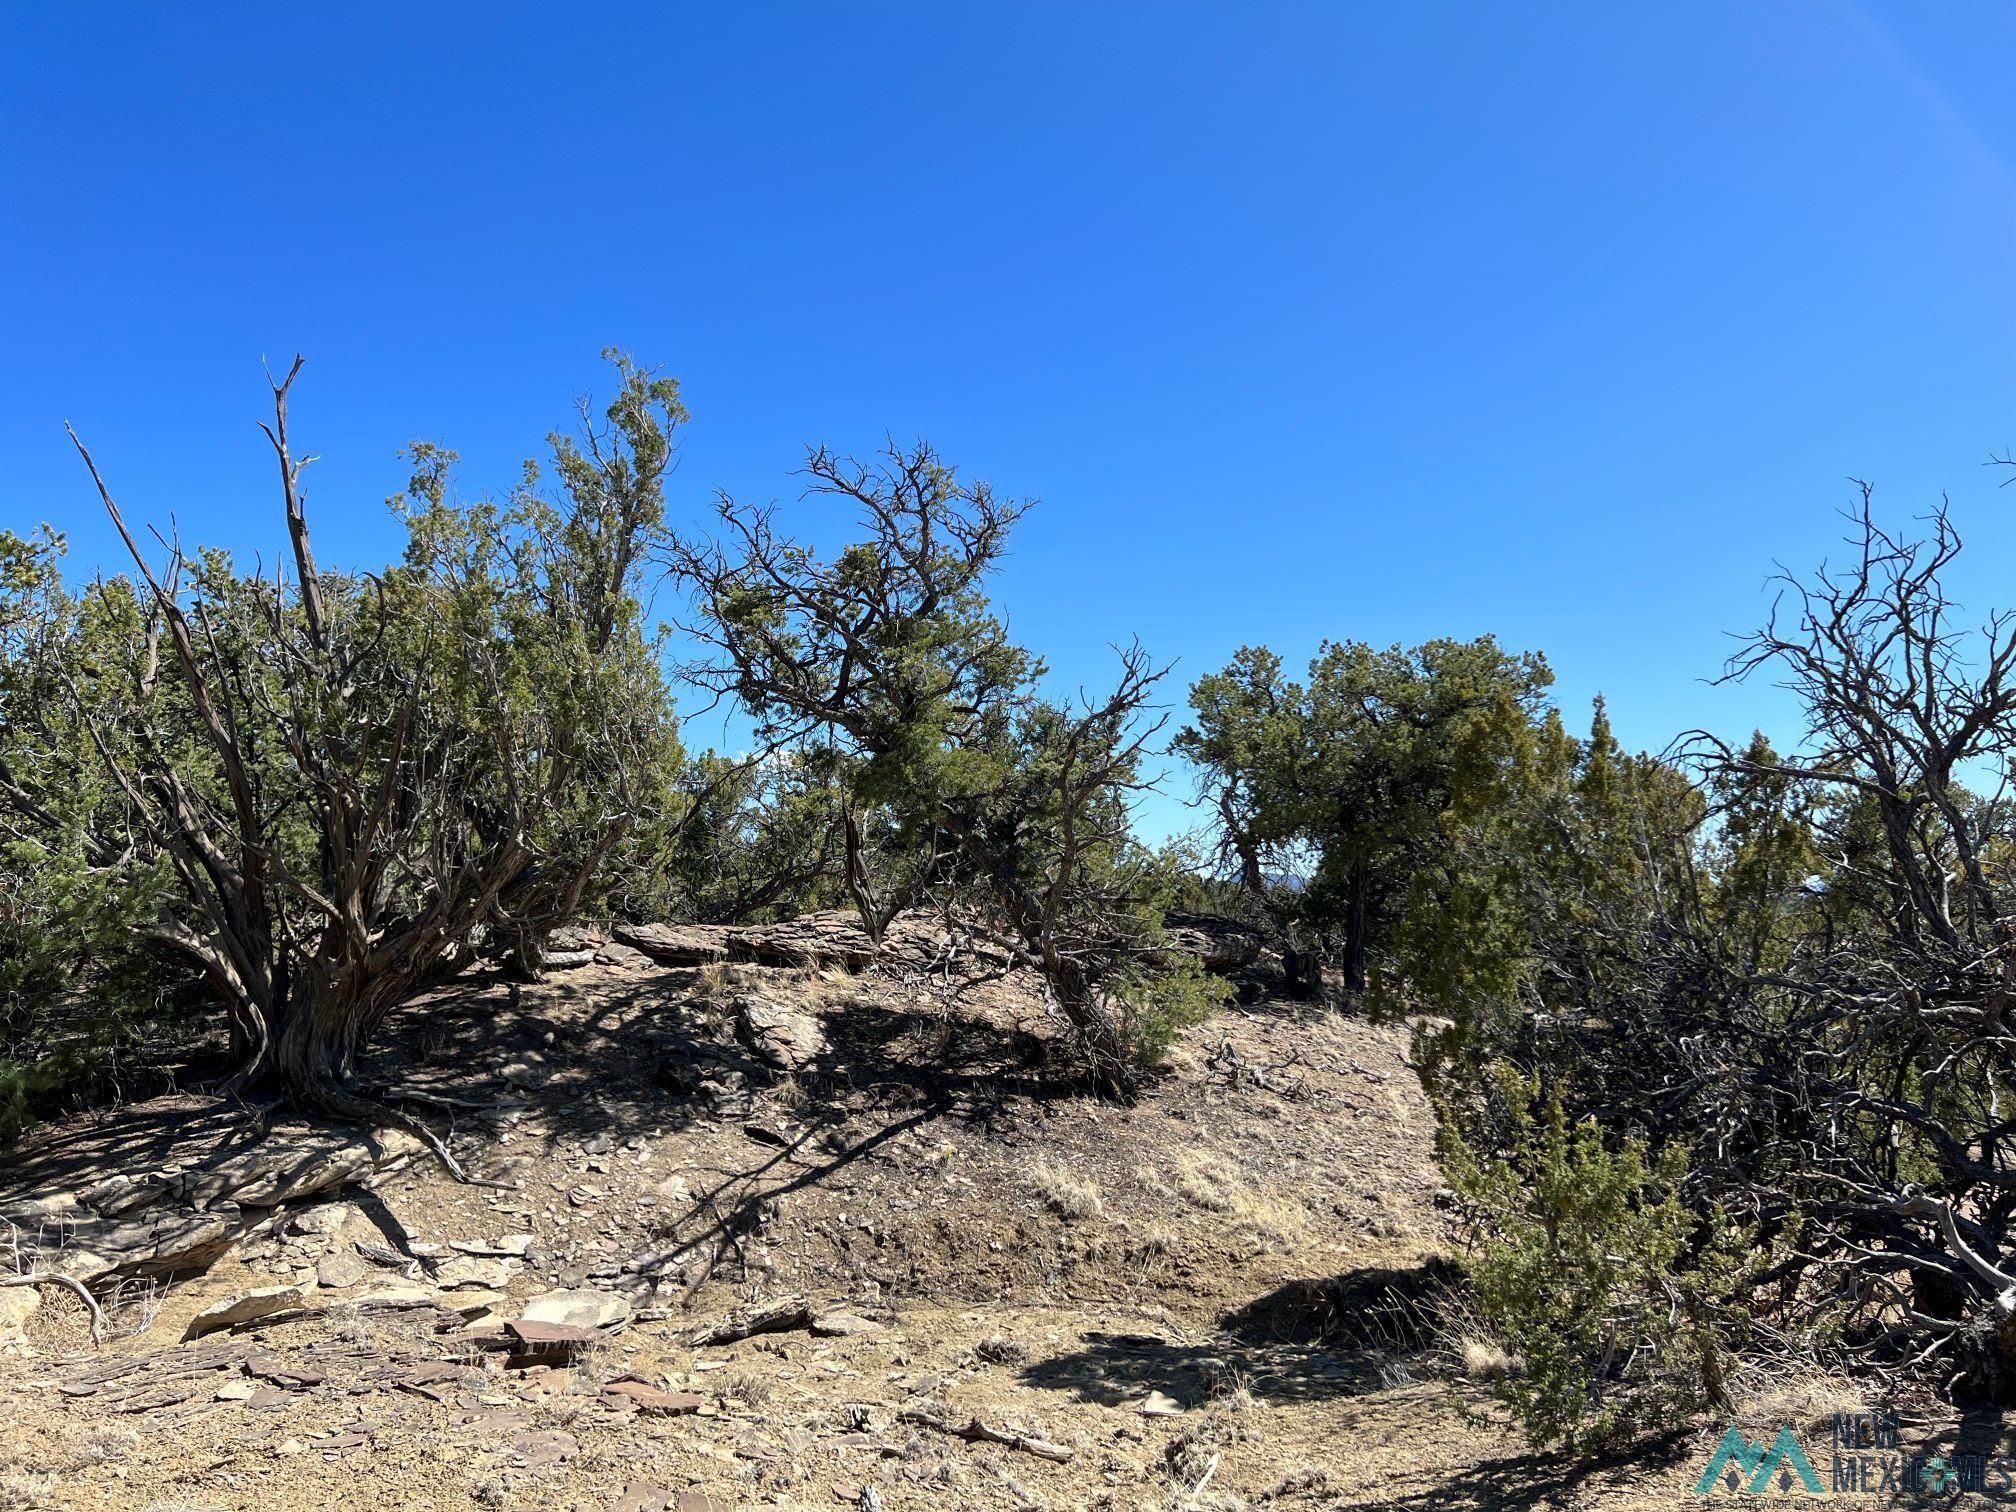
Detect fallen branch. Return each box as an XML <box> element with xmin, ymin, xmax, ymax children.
<box><xmin>0</xmin><ymin>1272</ymin><xmax>105</xmax><ymax>1346</ymax></box>
<box><xmin>1893</xmin><ymin>1186</ymin><xmax>2016</xmax><ymax>1316</ymax></box>
<box><xmin>1187</xmin><ymin>1450</ymin><xmax>1222</xmax><ymax>1505</ymax></box>
<box><xmin>896</xmin><ymin>1406</ymin><xmax>1073</xmax><ymax>1463</ymax></box>
<box><xmin>686</xmin><ymin>1296</ymin><xmax>813</xmax><ymax>1346</ymax></box>
<box><xmin>300</xmin><ymin>1082</ymin><xmax>515</xmax><ymax>1190</ymax></box>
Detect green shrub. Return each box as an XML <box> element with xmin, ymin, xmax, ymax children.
<box><xmin>0</xmin><ymin>357</ymin><xmax>685</xmax><ymax>1126</ymax></box>
<box><xmin>1110</xmin><ymin>960</ymin><xmax>1234</xmax><ymax>1072</ymax></box>
<box><xmin>1443</xmin><ymin>1068</ymin><xmax>1767</xmax><ymax>1449</ymax></box>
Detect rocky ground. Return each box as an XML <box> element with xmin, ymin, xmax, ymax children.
<box><xmin>0</xmin><ymin>916</ymin><xmax>1872</xmax><ymax>1509</ymax></box>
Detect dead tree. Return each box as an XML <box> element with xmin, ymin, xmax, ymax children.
<box><xmin>1696</xmin><ymin>488</ymin><xmax>2016</xmax><ymax>1394</ymax></box>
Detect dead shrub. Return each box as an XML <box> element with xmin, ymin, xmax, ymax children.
<box><xmin>972</xmin><ymin>1336</ymin><xmax>1028</xmax><ymax>1366</ymax></box>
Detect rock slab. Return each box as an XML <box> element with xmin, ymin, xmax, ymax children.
<box><xmin>518</xmin><ymin>1287</ymin><xmax>631</xmax><ymax>1330</ymax></box>
<box><xmin>735</xmin><ymin>994</ymin><xmax>826</xmax><ymax>1073</ymax></box>
<box><xmin>183</xmin><ymin>1285</ymin><xmax>308</xmax><ymax>1341</ymax></box>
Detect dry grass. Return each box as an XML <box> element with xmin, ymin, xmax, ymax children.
<box><xmin>715</xmin><ymin>1368</ymin><xmax>774</xmax><ymax>1407</ymax></box>
<box><xmin>1170</xmin><ymin>1152</ymin><xmax>1242</xmax><ymax>1212</ymax></box>
<box><xmin>1729</xmin><ymin>1370</ymin><xmax>1867</xmax><ymax>1435</ymax></box>
<box><xmin>769</xmin><ymin>963</ymin><xmax>851</xmax><ymax>1006</ymax></box>
<box><xmin>1164</xmin><ymin>1152</ymin><xmax>1309</xmax><ymax>1251</ymax></box>
<box><xmin>1165</xmin><ymin>1383</ymin><xmax>1262</xmax><ymax>1501</ymax></box>
<box><xmin>0</xmin><ymin>929</ymin><xmax>1516</xmax><ymax>1511</ymax></box>
<box><xmin>1459</xmin><ymin>1336</ymin><xmax>1516</xmax><ymax>1381</ymax></box>
<box><xmin>1028</xmin><ymin>1157</ymin><xmax>1105</xmax><ymax>1221</ymax></box>
<box><xmin>99</xmin><ymin>1276</ymin><xmax>165</xmax><ymax>1343</ymax></box>
<box><xmin>566</xmin><ymin>1334</ymin><xmax>622</xmax><ymax>1390</ymax></box>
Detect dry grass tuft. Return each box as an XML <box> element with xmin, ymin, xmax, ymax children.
<box><xmin>768</xmin><ymin>963</ymin><xmax>849</xmax><ymax>1007</ymax></box>
<box><xmin>1165</xmin><ymin>1384</ymin><xmax>1261</xmax><ymax>1501</ymax></box>
<box><xmin>715</xmin><ymin>1368</ymin><xmax>774</xmax><ymax>1407</ymax></box>
<box><xmin>1166</xmin><ymin>1153</ymin><xmax>1309</xmax><ymax>1250</ymax></box>
<box><xmin>1029</xmin><ymin>1157</ymin><xmax>1105</xmax><ymax>1221</ymax></box>
<box><xmin>1171</xmin><ymin>1152</ymin><xmax>1241</xmax><ymax>1213</ymax></box>
<box><xmin>1459</xmin><ymin>1336</ymin><xmax>1516</xmax><ymax>1381</ymax></box>
<box><xmin>567</xmin><ymin>1334</ymin><xmax>621</xmax><ymax>1390</ymax></box>
<box><xmin>1729</xmin><ymin>1371</ymin><xmax>1866</xmax><ymax>1435</ymax></box>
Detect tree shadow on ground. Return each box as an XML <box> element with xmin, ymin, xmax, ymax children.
<box><xmin>1020</xmin><ymin>1258</ymin><xmax>1463</xmax><ymax>1408</ymax></box>
<box><xmin>1010</xmin><ymin>1249</ymin><xmax>1689</xmax><ymax>1509</ymax></box>
<box><xmin>0</xmin><ymin>954</ymin><xmax>1079</xmax><ymax>1263</ymax></box>
<box><xmin>354</xmin><ymin>956</ymin><xmax>1078</xmax><ymax>1160</ymax></box>
<box><xmin>0</xmin><ymin>1097</ymin><xmax>272</xmax><ymax>1206</ymax></box>
<box><xmin>1019</xmin><ymin>1251</ymin><xmax>1711</xmax><ymax>1511</ymax></box>
<box><xmin>1342</xmin><ymin>1432</ymin><xmax>1694</xmax><ymax>1512</ymax></box>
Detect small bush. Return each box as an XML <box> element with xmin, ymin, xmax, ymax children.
<box><xmin>1443</xmin><ymin>1068</ymin><xmax>1767</xmax><ymax>1449</ymax></box>
<box><xmin>1111</xmin><ymin>960</ymin><xmax>1233</xmax><ymax>1072</ymax></box>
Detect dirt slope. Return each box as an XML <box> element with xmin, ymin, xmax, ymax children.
<box><xmin>0</xmin><ymin>940</ymin><xmax>1838</xmax><ymax>1509</ymax></box>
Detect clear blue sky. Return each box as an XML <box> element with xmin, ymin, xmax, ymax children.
<box><xmin>8</xmin><ymin>3</ymin><xmax>2016</xmax><ymax>841</ymax></box>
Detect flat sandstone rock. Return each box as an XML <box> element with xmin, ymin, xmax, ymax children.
<box><xmin>518</xmin><ymin>1287</ymin><xmax>631</xmax><ymax>1330</ymax></box>
<box><xmin>183</xmin><ymin>1285</ymin><xmax>308</xmax><ymax>1340</ymax></box>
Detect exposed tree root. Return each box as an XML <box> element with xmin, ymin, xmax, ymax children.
<box><xmin>369</xmin><ymin>1084</ymin><xmax>498</xmax><ymax>1113</ymax></box>
<box><xmin>295</xmin><ymin>1079</ymin><xmax>515</xmax><ymax>1190</ymax></box>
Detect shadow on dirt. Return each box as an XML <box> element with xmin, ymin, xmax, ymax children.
<box><xmin>0</xmin><ymin>954</ymin><xmax>1070</xmax><ymax>1220</ymax></box>
<box><xmin>358</xmin><ymin>958</ymin><xmax>1078</xmax><ymax>1153</ymax></box>
<box><xmin>1019</xmin><ymin>1257</ymin><xmax>1464</xmax><ymax>1408</ymax></box>
<box><xmin>1341</xmin><ymin>1431</ymin><xmax>1694</xmax><ymax>1512</ymax></box>
<box><xmin>0</xmin><ymin>1097</ymin><xmax>271</xmax><ymax>1206</ymax></box>
<box><xmin>1224</xmin><ymin>1258</ymin><xmax>1461</xmax><ymax>1351</ymax></box>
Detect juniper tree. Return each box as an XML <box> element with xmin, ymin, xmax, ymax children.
<box><xmin>663</xmin><ymin>442</ymin><xmax>1181</xmax><ymax>1098</ymax></box>
<box><xmin>0</xmin><ymin>354</ymin><xmax>684</xmax><ymax>1169</ymax></box>
<box><xmin>1178</xmin><ymin>636</ymin><xmax>1553</xmax><ymax>1002</ymax></box>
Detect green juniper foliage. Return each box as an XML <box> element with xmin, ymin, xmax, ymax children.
<box><xmin>666</xmin><ymin>441</ymin><xmax>1203</xmax><ymax>1096</ymax></box>
<box><xmin>19</xmin><ymin>353</ymin><xmax>2016</xmax><ymax>1443</ymax></box>
<box><xmin>1177</xmin><ymin>637</ymin><xmax>1552</xmax><ymax>1002</ymax></box>
<box><xmin>0</xmin><ymin>357</ymin><xmax>684</xmax><ymax>1151</ymax></box>
<box><xmin>1443</xmin><ymin>1070</ymin><xmax>1769</xmax><ymax>1449</ymax></box>
<box><xmin>1178</xmin><ymin>494</ymin><xmax>2016</xmax><ymax>1433</ymax></box>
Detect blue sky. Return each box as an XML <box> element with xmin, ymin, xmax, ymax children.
<box><xmin>7</xmin><ymin>3</ymin><xmax>2016</xmax><ymax>841</ymax></box>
